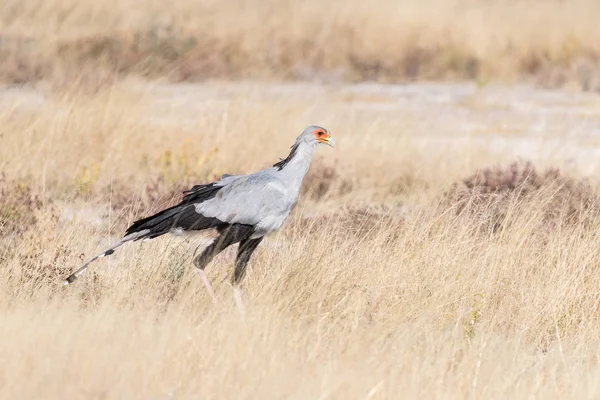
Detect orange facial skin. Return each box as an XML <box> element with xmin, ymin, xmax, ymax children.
<box><xmin>312</xmin><ymin>128</ymin><xmax>330</xmax><ymax>143</ymax></box>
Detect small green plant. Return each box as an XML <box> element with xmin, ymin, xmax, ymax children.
<box><xmin>464</xmin><ymin>292</ymin><xmax>484</xmax><ymax>343</ymax></box>
<box><xmin>74</xmin><ymin>163</ymin><xmax>100</xmax><ymax>196</ymax></box>
<box><xmin>158</xmin><ymin>141</ymin><xmax>219</xmax><ymax>184</ymax></box>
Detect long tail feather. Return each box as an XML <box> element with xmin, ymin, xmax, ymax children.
<box><xmin>63</xmin><ymin>230</ymin><xmax>149</xmax><ymax>285</ymax></box>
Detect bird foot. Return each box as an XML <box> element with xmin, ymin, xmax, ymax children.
<box><xmin>196</xmin><ymin>269</ymin><xmax>218</xmax><ymax>305</ymax></box>
<box><xmin>233</xmin><ymin>287</ymin><xmax>245</xmax><ymax>314</ymax></box>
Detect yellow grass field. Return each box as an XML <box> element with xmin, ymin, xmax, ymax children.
<box><xmin>3</xmin><ymin>1</ymin><xmax>600</xmax><ymax>399</ymax></box>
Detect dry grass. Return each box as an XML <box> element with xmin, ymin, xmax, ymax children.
<box><xmin>3</xmin><ymin>0</ymin><xmax>600</xmax><ymax>89</ymax></box>
<box><xmin>2</xmin><ymin>79</ymin><xmax>600</xmax><ymax>399</ymax></box>
<box><xmin>3</xmin><ymin>3</ymin><xmax>600</xmax><ymax>393</ymax></box>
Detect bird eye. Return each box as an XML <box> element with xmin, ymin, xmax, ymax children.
<box><xmin>317</xmin><ymin>131</ymin><xmax>325</xmax><ymax>136</ymax></box>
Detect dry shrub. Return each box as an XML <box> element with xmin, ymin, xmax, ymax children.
<box><xmin>535</xmin><ymin>58</ymin><xmax>600</xmax><ymax>92</ymax></box>
<box><xmin>0</xmin><ymin>198</ymin><xmax>74</xmax><ymax>297</ymax></box>
<box><xmin>55</xmin><ymin>28</ymin><xmax>199</xmax><ymax>77</ymax></box>
<box><xmin>2</xmin><ymin>29</ymin><xmax>255</xmax><ymax>89</ymax></box>
<box><xmin>347</xmin><ymin>41</ymin><xmax>480</xmax><ymax>82</ymax></box>
<box><xmin>106</xmin><ymin>175</ymin><xmax>197</xmax><ymax>229</ymax></box>
<box><xmin>292</xmin><ymin>204</ymin><xmax>403</xmax><ymax>241</ymax></box>
<box><xmin>0</xmin><ymin>30</ymin><xmax>485</xmax><ymax>87</ymax></box>
<box><xmin>446</xmin><ymin>161</ymin><xmax>600</xmax><ymax>233</ymax></box>
<box><xmin>0</xmin><ymin>35</ymin><xmax>46</xmax><ymax>84</ymax></box>
<box><xmin>5</xmin><ymin>228</ymin><xmax>105</xmax><ymax>301</ymax></box>
<box><xmin>301</xmin><ymin>161</ymin><xmax>353</xmax><ymax>201</ymax></box>
<box><xmin>16</xmin><ymin>244</ymin><xmax>73</xmax><ymax>289</ymax></box>
<box><xmin>0</xmin><ymin>173</ymin><xmax>44</xmax><ymax>236</ymax></box>
<box><xmin>3</xmin><ymin>1</ymin><xmax>600</xmax><ymax>89</ymax></box>
<box><xmin>387</xmin><ymin>171</ymin><xmax>430</xmax><ymax>197</ymax></box>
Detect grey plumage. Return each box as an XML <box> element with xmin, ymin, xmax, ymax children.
<box><xmin>64</xmin><ymin>125</ymin><xmax>335</xmax><ymax>302</ymax></box>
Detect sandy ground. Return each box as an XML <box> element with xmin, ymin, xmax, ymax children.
<box><xmin>6</xmin><ymin>80</ymin><xmax>600</xmax><ymax>166</ymax></box>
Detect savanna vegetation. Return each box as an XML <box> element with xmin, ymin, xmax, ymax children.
<box><xmin>2</xmin><ymin>1</ymin><xmax>600</xmax><ymax>398</ymax></box>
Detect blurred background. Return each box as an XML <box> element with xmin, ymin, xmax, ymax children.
<box><xmin>3</xmin><ymin>0</ymin><xmax>600</xmax><ymax>90</ymax></box>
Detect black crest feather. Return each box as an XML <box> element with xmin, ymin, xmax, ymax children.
<box><xmin>273</xmin><ymin>143</ymin><xmax>299</xmax><ymax>170</ymax></box>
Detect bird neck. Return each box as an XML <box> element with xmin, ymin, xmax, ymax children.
<box><xmin>275</xmin><ymin>141</ymin><xmax>315</xmax><ymax>188</ymax></box>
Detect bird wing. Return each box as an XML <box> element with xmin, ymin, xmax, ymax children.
<box><xmin>193</xmin><ymin>171</ymin><xmax>291</xmax><ymax>228</ymax></box>
<box><xmin>181</xmin><ymin>174</ymin><xmax>238</xmax><ymax>202</ymax></box>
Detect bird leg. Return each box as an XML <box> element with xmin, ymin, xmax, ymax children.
<box><xmin>233</xmin><ymin>237</ymin><xmax>264</xmax><ymax>286</ymax></box>
<box><xmin>232</xmin><ymin>237</ymin><xmax>264</xmax><ymax>312</ymax></box>
<box><xmin>193</xmin><ymin>224</ymin><xmax>254</xmax><ymax>304</ymax></box>
<box><xmin>196</xmin><ymin>269</ymin><xmax>218</xmax><ymax>305</ymax></box>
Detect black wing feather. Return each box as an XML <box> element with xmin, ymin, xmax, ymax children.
<box><xmin>125</xmin><ymin>182</ymin><xmax>226</xmax><ymax>238</ymax></box>
<box><xmin>182</xmin><ymin>182</ymin><xmax>222</xmax><ymax>203</ymax></box>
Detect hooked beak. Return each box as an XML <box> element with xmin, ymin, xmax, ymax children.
<box><xmin>320</xmin><ymin>135</ymin><xmax>335</xmax><ymax>148</ymax></box>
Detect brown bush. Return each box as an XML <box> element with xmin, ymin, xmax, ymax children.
<box><xmin>0</xmin><ymin>173</ymin><xmax>44</xmax><ymax>236</ymax></box>
<box><xmin>0</xmin><ymin>35</ymin><xmax>46</xmax><ymax>84</ymax></box>
<box><xmin>6</xmin><ymin>32</ymin><xmax>596</xmax><ymax>90</ymax></box>
<box><xmin>4</xmin><ymin>0</ymin><xmax>600</xmax><ymax>90</ymax></box>
<box><xmin>445</xmin><ymin>161</ymin><xmax>600</xmax><ymax>233</ymax></box>
<box><xmin>291</xmin><ymin>204</ymin><xmax>403</xmax><ymax>241</ymax></box>
<box><xmin>106</xmin><ymin>175</ymin><xmax>197</xmax><ymax>229</ymax></box>
<box><xmin>16</xmin><ymin>244</ymin><xmax>74</xmax><ymax>288</ymax></box>
<box><xmin>301</xmin><ymin>162</ymin><xmax>353</xmax><ymax>201</ymax></box>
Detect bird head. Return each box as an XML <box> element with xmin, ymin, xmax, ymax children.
<box><xmin>273</xmin><ymin>125</ymin><xmax>335</xmax><ymax>170</ymax></box>
<box><xmin>297</xmin><ymin>125</ymin><xmax>335</xmax><ymax>148</ymax></box>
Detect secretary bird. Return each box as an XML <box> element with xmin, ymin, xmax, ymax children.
<box><xmin>64</xmin><ymin>125</ymin><xmax>335</xmax><ymax>304</ymax></box>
